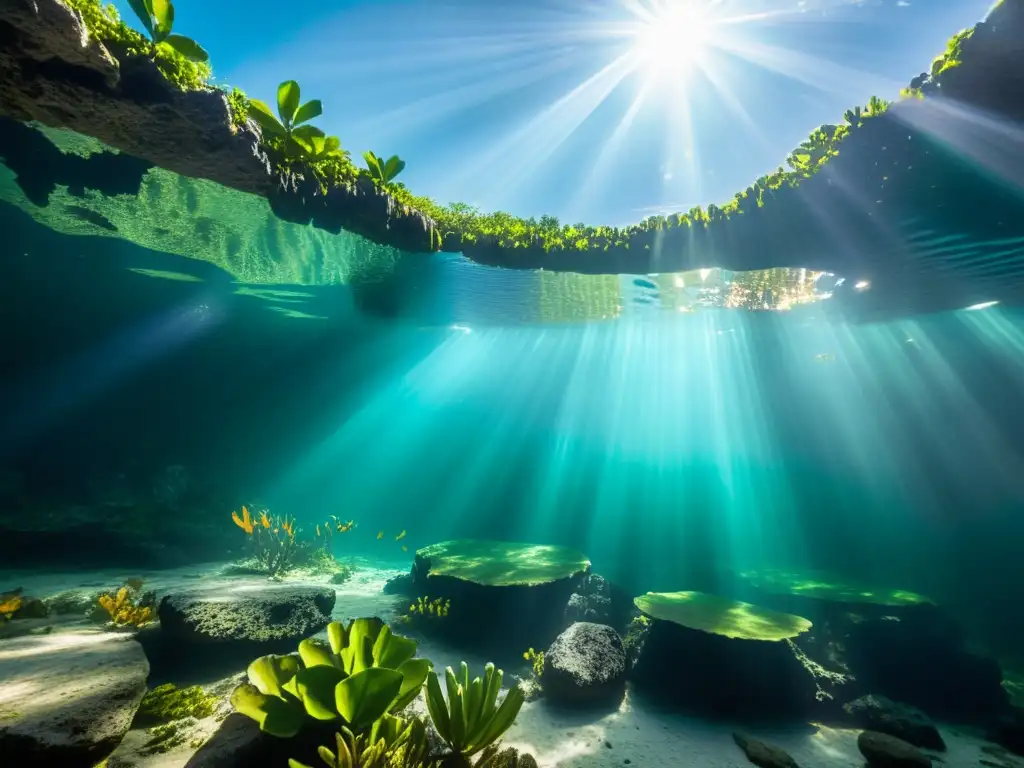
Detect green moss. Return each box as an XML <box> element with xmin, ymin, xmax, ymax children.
<box><xmin>416</xmin><ymin>540</ymin><xmax>591</xmax><ymax>587</ymax></box>
<box><xmin>137</xmin><ymin>683</ymin><xmax>217</xmax><ymax>725</ymax></box>
<box><xmin>225</xmin><ymin>87</ymin><xmax>250</xmax><ymax>130</ymax></box>
<box><xmin>739</xmin><ymin>568</ymin><xmax>934</xmax><ymax>607</ymax></box>
<box><xmin>931</xmin><ymin>27</ymin><xmax>976</xmax><ymax>77</ymax></box>
<box><xmin>64</xmin><ymin>0</ymin><xmax>211</xmax><ymax>92</ymax></box>
<box><xmin>634</xmin><ymin>591</ymin><xmax>813</xmax><ymax>642</ymax></box>
<box><xmin>141</xmin><ymin>720</ymin><xmax>192</xmax><ymax>755</ymax></box>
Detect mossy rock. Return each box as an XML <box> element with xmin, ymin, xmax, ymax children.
<box><xmin>414</xmin><ymin>539</ymin><xmax>590</xmax><ymax>587</ymax></box>
<box><xmin>136</xmin><ymin>683</ymin><xmax>217</xmax><ymax>726</ymax></box>
<box><xmin>633</xmin><ymin>591</ymin><xmax>812</xmax><ymax>641</ymax></box>
<box><xmin>739</xmin><ymin>568</ymin><xmax>934</xmax><ymax>607</ymax></box>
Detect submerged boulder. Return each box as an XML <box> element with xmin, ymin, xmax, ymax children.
<box><xmin>843</xmin><ymin>694</ymin><xmax>945</xmax><ymax>751</ymax></box>
<box><xmin>856</xmin><ymin>730</ymin><xmax>931</xmax><ymax>768</ymax></box>
<box><xmin>732</xmin><ymin>733</ymin><xmax>800</xmax><ymax>768</ymax></box>
<box><xmin>158</xmin><ymin>585</ymin><xmax>336</xmax><ymax>645</ymax></box>
<box><xmin>407</xmin><ymin>539</ymin><xmax>591</xmax><ymax>654</ymax></box>
<box><xmin>630</xmin><ymin>591</ymin><xmax>821</xmax><ymax>718</ymax></box>
<box><xmin>0</xmin><ymin>628</ymin><xmax>149</xmax><ymax>767</ymax></box>
<box><xmin>543</xmin><ymin>622</ymin><xmax>627</xmax><ymax>707</ymax></box>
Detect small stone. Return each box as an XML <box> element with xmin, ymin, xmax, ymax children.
<box><xmin>543</xmin><ymin>622</ymin><xmax>627</xmax><ymax>706</ymax></box>
<box><xmin>732</xmin><ymin>732</ymin><xmax>800</xmax><ymax>768</ymax></box>
<box><xmin>857</xmin><ymin>730</ymin><xmax>931</xmax><ymax>768</ymax></box>
<box><xmin>604</xmin><ymin>740</ymin><xmax>612</xmax><ymax>749</ymax></box>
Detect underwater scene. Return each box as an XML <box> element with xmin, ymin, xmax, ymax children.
<box><xmin>1</xmin><ymin>0</ymin><xmax>1024</xmax><ymax>767</ymax></box>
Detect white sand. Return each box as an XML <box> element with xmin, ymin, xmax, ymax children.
<box><xmin>2</xmin><ymin>562</ymin><xmax>1020</xmax><ymax>768</ymax></box>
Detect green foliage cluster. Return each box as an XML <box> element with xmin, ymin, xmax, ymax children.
<box><xmin>65</xmin><ymin>0</ymin><xmax>211</xmax><ymax>91</ymax></box>
<box><xmin>232</xmin><ymin>617</ymin><xmax>527</xmax><ymax>768</ymax></box>
<box><xmin>931</xmin><ymin>27</ymin><xmax>975</xmax><ymax>76</ymax></box>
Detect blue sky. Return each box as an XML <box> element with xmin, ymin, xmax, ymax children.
<box><xmin>116</xmin><ymin>0</ymin><xmax>992</xmax><ymax>226</ymax></box>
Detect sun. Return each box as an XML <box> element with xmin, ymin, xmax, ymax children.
<box><xmin>632</xmin><ymin>2</ymin><xmax>714</xmax><ymax>78</ymax></box>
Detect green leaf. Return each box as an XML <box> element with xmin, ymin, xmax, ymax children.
<box><xmin>277</xmin><ymin>81</ymin><xmax>301</xmax><ymax>125</ymax></box>
<box><xmin>230</xmin><ymin>683</ymin><xmax>304</xmax><ymax>738</ymax></box>
<box><xmin>446</xmin><ymin>667</ymin><xmax>466</xmax><ymax>750</ymax></box>
<box><xmin>335</xmin><ymin>667</ymin><xmax>403</xmax><ymax>731</ymax></box>
<box><xmin>425</xmin><ymin>671</ymin><xmax>451</xmax><ymax>743</ymax></box>
<box><xmin>247</xmin><ymin>654</ymin><xmax>301</xmax><ymax>697</ymax></box>
<box><xmin>324</xmin><ymin>136</ymin><xmax>341</xmax><ymax>154</ymax></box>
<box><xmin>363</xmin><ymin>151</ymin><xmax>381</xmax><ymax>181</ymax></box>
<box><xmin>162</xmin><ymin>34</ymin><xmax>209</xmax><ymax>63</ymax></box>
<box><xmin>293</xmin><ymin>99</ymin><xmax>323</xmax><ymax>127</ymax></box>
<box><xmin>374</xmin><ymin>626</ymin><xmax>418</xmax><ymax>670</ymax></box>
<box><xmin>464</xmin><ymin>675</ymin><xmax>485</xmax><ymax>740</ymax></box>
<box><xmin>391</xmin><ymin>658</ymin><xmax>432</xmax><ymax>712</ymax></box>
<box><xmin>342</xmin><ymin>618</ymin><xmax>384</xmax><ymax>674</ymax></box>
<box><xmin>298</xmin><ymin>638</ymin><xmax>337</xmax><ymax>669</ymax></box>
<box><xmin>327</xmin><ymin>621</ymin><xmax>348</xmax><ymax>656</ymax></box>
<box><xmin>469</xmin><ymin>684</ymin><xmax>525</xmax><ymax>756</ymax></box>
<box><xmin>293</xmin><ymin>665</ymin><xmax>346</xmax><ymax>720</ymax></box>
<box><xmin>150</xmin><ymin>0</ymin><xmax>173</xmax><ymax>40</ymax></box>
<box><xmin>126</xmin><ymin>0</ymin><xmax>154</xmax><ymax>36</ymax></box>
<box><xmin>288</xmin><ymin>761</ymin><xmax>316</xmax><ymax>768</ymax></box>
<box><xmin>291</xmin><ymin>124</ymin><xmax>325</xmax><ymax>143</ymax></box>
<box><xmin>382</xmin><ymin>155</ymin><xmax>406</xmax><ymax>183</ymax></box>
<box><xmin>247</xmin><ymin>99</ymin><xmax>286</xmax><ymax>137</ymax></box>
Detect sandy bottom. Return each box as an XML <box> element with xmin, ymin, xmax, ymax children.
<box><xmin>2</xmin><ymin>562</ymin><xmax>1021</xmax><ymax>768</ymax></box>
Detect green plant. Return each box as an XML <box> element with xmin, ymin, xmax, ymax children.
<box><xmin>231</xmin><ymin>618</ymin><xmax>433</xmax><ymax>738</ymax></box>
<box><xmin>231</xmin><ymin>506</ymin><xmax>301</xmax><ymax>577</ymax></box>
<box><xmin>363</xmin><ymin>152</ymin><xmax>406</xmax><ymax>186</ymax></box>
<box><xmin>424</xmin><ymin>663</ymin><xmax>525</xmax><ymax>758</ymax></box>
<box><xmin>226</xmin><ymin>87</ymin><xmax>250</xmax><ymax>130</ymax></box>
<box><xmin>288</xmin><ymin>716</ymin><xmax>433</xmax><ymax>768</ymax></box>
<box><xmin>248</xmin><ymin>81</ymin><xmax>325</xmax><ymax>157</ymax></box>
<box><xmin>522</xmin><ymin>649</ymin><xmax>543</xmax><ymax>679</ymax></box>
<box><xmin>125</xmin><ymin>0</ymin><xmax>208</xmax><ymax>61</ymax></box>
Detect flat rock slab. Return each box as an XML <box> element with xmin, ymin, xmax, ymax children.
<box><xmin>733</xmin><ymin>733</ymin><xmax>800</xmax><ymax>768</ymax></box>
<box><xmin>158</xmin><ymin>584</ymin><xmax>336</xmax><ymax>644</ymax></box>
<box><xmin>0</xmin><ymin>627</ymin><xmax>149</xmax><ymax>767</ymax></box>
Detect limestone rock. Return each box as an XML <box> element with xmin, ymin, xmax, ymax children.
<box><xmin>0</xmin><ymin>628</ymin><xmax>149</xmax><ymax>767</ymax></box>
<box><xmin>843</xmin><ymin>694</ymin><xmax>945</xmax><ymax>751</ymax></box>
<box><xmin>543</xmin><ymin>622</ymin><xmax>626</xmax><ymax>706</ymax></box>
<box><xmin>158</xmin><ymin>584</ymin><xmax>336</xmax><ymax>644</ymax></box>
<box><xmin>857</xmin><ymin>730</ymin><xmax>931</xmax><ymax>768</ymax></box>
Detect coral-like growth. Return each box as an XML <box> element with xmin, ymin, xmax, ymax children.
<box><xmin>97</xmin><ymin>581</ymin><xmax>155</xmax><ymax>627</ymax></box>
<box><xmin>231</xmin><ymin>505</ymin><xmax>300</xmax><ymax>577</ymax></box>
<box><xmin>785</xmin><ymin>638</ymin><xmax>851</xmax><ymax>702</ymax></box>
<box><xmin>522</xmin><ymin>648</ymin><xmax>544</xmax><ymax>680</ymax></box>
<box><xmin>0</xmin><ymin>588</ymin><xmax>24</xmax><ymax>619</ymax></box>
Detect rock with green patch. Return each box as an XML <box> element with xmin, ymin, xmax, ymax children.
<box><xmin>409</xmin><ymin>540</ymin><xmax>592</xmax><ymax>653</ymax></box>
<box><xmin>738</xmin><ymin>568</ymin><xmax>933</xmax><ymax>608</ymax></box>
<box><xmin>413</xmin><ymin>539</ymin><xmax>590</xmax><ymax>587</ymax></box>
<box><xmin>634</xmin><ymin>591</ymin><xmax>812</xmax><ymax>641</ymax></box>
<box><xmin>631</xmin><ymin>591</ymin><xmax>821</xmax><ymax>717</ymax></box>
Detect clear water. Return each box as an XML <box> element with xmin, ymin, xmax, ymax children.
<box><xmin>2</xmin><ymin>125</ymin><xmax>1024</xmax><ymax>767</ymax></box>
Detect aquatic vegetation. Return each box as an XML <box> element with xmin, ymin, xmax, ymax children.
<box><xmin>633</xmin><ymin>591</ymin><xmax>812</xmax><ymax>641</ymax></box>
<box><xmin>289</xmin><ymin>716</ymin><xmax>434</xmax><ymax>768</ymax></box>
<box><xmin>231</xmin><ymin>617</ymin><xmax>432</xmax><ymax>737</ymax></box>
<box><xmin>225</xmin><ymin>87</ymin><xmax>250</xmax><ymax>130</ymax></box>
<box><xmin>522</xmin><ymin>648</ymin><xmax>544</xmax><ymax>679</ymax></box>
<box><xmin>231</xmin><ymin>505</ymin><xmax>300</xmax><ymax>577</ymax></box>
<box><xmin>97</xmin><ymin>582</ymin><xmax>155</xmax><ymax>627</ymax></box>
<box><xmin>415</xmin><ymin>540</ymin><xmax>591</xmax><ymax>587</ymax></box>
<box><xmin>136</xmin><ymin>683</ymin><xmax>217</xmax><ymax>725</ymax></box>
<box><xmin>124</xmin><ymin>0</ymin><xmax>208</xmax><ymax>62</ymax></box>
<box><xmin>425</xmin><ymin>662</ymin><xmax>525</xmax><ymax>759</ymax></box>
